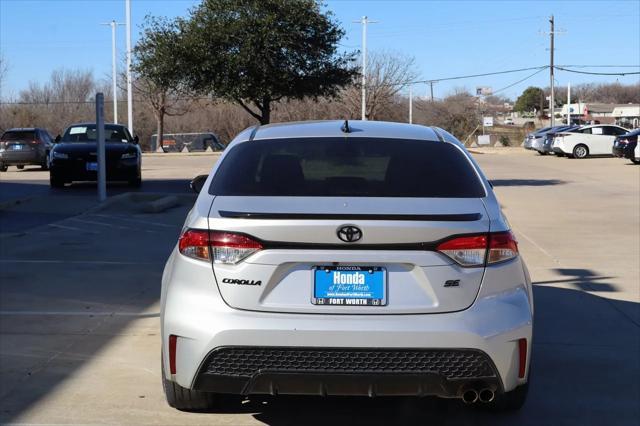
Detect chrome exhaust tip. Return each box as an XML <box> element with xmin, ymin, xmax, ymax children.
<box><xmin>478</xmin><ymin>388</ymin><xmax>495</xmax><ymax>403</ymax></box>
<box><xmin>462</xmin><ymin>389</ymin><xmax>478</xmax><ymax>404</ymax></box>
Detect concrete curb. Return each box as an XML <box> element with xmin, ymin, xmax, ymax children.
<box><xmin>0</xmin><ymin>196</ymin><xmax>36</xmax><ymax>211</ymax></box>
<box><xmin>142</xmin><ymin>195</ymin><xmax>180</xmax><ymax>213</ymax></box>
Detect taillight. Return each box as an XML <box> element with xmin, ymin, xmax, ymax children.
<box><xmin>30</xmin><ymin>140</ymin><xmax>38</xmax><ymax>145</ymax></box>
<box><xmin>487</xmin><ymin>231</ymin><xmax>519</xmax><ymax>264</ymax></box>
<box><xmin>436</xmin><ymin>235</ymin><xmax>487</xmax><ymax>267</ymax></box>
<box><xmin>436</xmin><ymin>231</ymin><xmax>518</xmax><ymax>267</ymax></box>
<box><xmin>178</xmin><ymin>229</ymin><xmax>262</xmax><ymax>264</ymax></box>
<box><xmin>210</xmin><ymin>231</ymin><xmax>262</xmax><ymax>264</ymax></box>
<box><xmin>178</xmin><ymin>229</ymin><xmax>210</xmax><ymax>261</ymax></box>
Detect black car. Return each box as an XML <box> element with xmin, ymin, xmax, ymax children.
<box><xmin>612</xmin><ymin>128</ymin><xmax>640</xmax><ymax>164</ymax></box>
<box><xmin>49</xmin><ymin>123</ymin><xmax>141</xmax><ymax>188</ymax></box>
<box><xmin>539</xmin><ymin>125</ymin><xmax>581</xmax><ymax>156</ymax></box>
<box><xmin>0</xmin><ymin>128</ymin><xmax>54</xmax><ymax>171</ymax></box>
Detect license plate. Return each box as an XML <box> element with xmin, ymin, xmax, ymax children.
<box><xmin>10</xmin><ymin>144</ymin><xmax>23</xmax><ymax>150</ymax></box>
<box><xmin>86</xmin><ymin>162</ymin><xmax>98</xmax><ymax>171</ymax></box>
<box><xmin>312</xmin><ymin>266</ymin><xmax>386</xmax><ymax>306</ymax></box>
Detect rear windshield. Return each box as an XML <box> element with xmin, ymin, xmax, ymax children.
<box><xmin>62</xmin><ymin>125</ymin><xmax>132</xmax><ymax>143</ymax></box>
<box><xmin>1</xmin><ymin>131</ymin><xmax>36</xmax><ymax>141</ymax></box>
<box><xmin>209</xmin><ymin>138</ymin><xmax>486</xmax><ymax>198</ymax></box>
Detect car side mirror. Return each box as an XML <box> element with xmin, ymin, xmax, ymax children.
<box><xmin>133</xmin><ymin>135</ymin><xmax>139</xmax><ymax>144</ymax></box>
<box><xmin>189</xmin><ymin>175</ymin><xmax>208</xmax><ymax>194</ymax></box>
<box><xmin>54</xmin><ymin>135</ymin><xmax>61</xmax><ymax>143</ymax></box>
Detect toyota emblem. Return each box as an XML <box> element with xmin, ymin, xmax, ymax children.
<box><xmin>337</xmin><ymin>225</ymin><xmax>362</xmax><ymax>243</ymax></box>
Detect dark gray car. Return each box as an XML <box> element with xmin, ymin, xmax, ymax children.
<box><xmin>0</xmin><ymin>128</ymin><xmax>54</xmax><ymax>171</ymax></box>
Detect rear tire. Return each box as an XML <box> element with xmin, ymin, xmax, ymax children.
<box><xmin>484</xmin><ymin>382</ymin><xmax>529</xmax><ymax>412</ymax></box>
<box><xmin>17</xmin><ymin>165</ymin><xmax>24</xmax><ymax>170</ymax></box>
<box><xmin>162</xmin><ymin>362</ymin><xmax>216</xmax><ymax>411</ymax></box>
<box><xmin>0</xmin><ymin>163</ymin><xmax>7</xmax><ymax>172</ymax></box>
<box><xmin>50</xmin><ymin>173</ymin><xmax>65</xmax><ymax>188</ymax></box>
<box><xmin>128</xmin><ymin>176</ymin><xmax>142</xmax><ymax>187</ymax></box>
<box><xmin>631</xmin><ymin>158</ymin><xmax>640</xmax><ymax>165</ymax></box>
<box><xmin>573</xmin><ymin>144</ymin><xmax>589</xmax><ymax>159</ymax></box>
<box><xmin>537</xmin><ymin>151</ymin><xmax>547</xmax><ymax>156</ymax></box>
<box><xmin>42</xmin><ymin>154</ymin><xmax>50</xmax><ymax>170</ymax></box>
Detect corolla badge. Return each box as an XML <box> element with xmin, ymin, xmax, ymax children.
<box><xmin>337</xmin><ymin>225</ymin><xmax>362</xmax><ymax>243</ymax></box>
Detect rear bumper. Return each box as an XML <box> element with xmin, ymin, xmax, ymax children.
<box><xmin>50</xmin><ymin>159</ymin><xmax>139</xmax><ymax>181</ymax></box>
<box><xmin>0</xmin><ymin>149</ymin><xmax>41</xmax><ymax>165</ymax></box>
<box><xmin>192</xmin><ymin>346</ymin><xmax>502</xmax><ymax>397</ymax></box>
<box><xmin>161</xmin><ymin>251</ymin><xmax>534</xmax><ymax>397</ymax></box>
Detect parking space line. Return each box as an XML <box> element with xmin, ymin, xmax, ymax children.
<box><xmin>68</xmin><ymin>217</ymin><xmax>160</xmax><ymax>233</ymax></box>
<box><xmin>0</xmin><ymin>310</ymin><xmax>159</xmax><ymax>317</ymax></box>
<box><xmin>90</xmin><ymin>214</ymin><xmax>180</xmax><ymax>228</ymax></box>
<box><xmin>48</xmin><ymin>223</ymin><xmax>99</xmax><ymax>234</ymax></box>
<box><xmin>0</xmin><ymin>259</ymin><xmax>161</xmax><ymax>265</ymax></box>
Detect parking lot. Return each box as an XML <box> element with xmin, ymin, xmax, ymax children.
<box><xmin>0</xmin><ymin>149</ymin><xmax>638</xmax><ymax>425</ymax></box>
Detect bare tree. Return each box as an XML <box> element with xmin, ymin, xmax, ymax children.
<box><xmin>341</xmin><ymin>51</ymin><xmax>419</xmax><ymax>120</ymax></box>
<box><xmin>132</xmin><ymin>76</ymin><xmax>196</xmax><ymax>150</ymax></box>
<box><xmin>0</xmin><ymin>55</ymin><xmax>8</xmax><ymax>98</ymax></box>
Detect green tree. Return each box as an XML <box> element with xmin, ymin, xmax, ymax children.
<box><xmin>132</xmin><ymin>17</ymin><xmax>194</xmax><ymax>151</ymax></box>
<box><xmin>514</xmin><ymin>86</ymin><xmax>544</xmax><ymax>113</ymax></box>
<box><xmin>180</xmin><ymin>0</ymin><xmax>357</xmax><ymax>124</ymax></box>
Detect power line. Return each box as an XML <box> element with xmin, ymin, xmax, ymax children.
<box><xmin>491</xmin><ymin>67</ymin><xmax>549</xmax><ymax>95</ymax></box>
<box><xmin>555</xmin><ymin>66</ymin><xmax>640</xmax><ymax>76</ymax></box>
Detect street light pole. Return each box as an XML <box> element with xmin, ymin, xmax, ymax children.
<box><xmin>101</xmin><ymin>20</ymin><xmax>124</xmax><ymax>124</ymax></box>
<box><xmin>125</xmin><ymin>0</ymin><xmax>134</xmax><ymax>135</ymax></box>
<box><xmin>354</xmin><ymin>16</ymin><xmax>377</xmax><ymax>121</ymax></box>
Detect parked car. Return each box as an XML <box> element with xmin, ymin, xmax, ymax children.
<box><xmin>49</xmin><ymin>123</ymin><xmax>141</xmax><ymax>187</ymax></box>
<box><xmin>523</xmin><ymin>126</ymin><xmax>551</xmax><ymax>150</ymax></box>
<box><xmin>612</xmin><ymin>128</ymin><xmax>640</xmax><ymax>164</ymax></box>
<box><xmin>0</xmin><ymin>127</ymin><xmax>54</xmax><ymax>171</ymax></box>
<box><xmin>161</xmin><ymin>120</ymin><xmax>533</xmax><ymax>412</ymax></box>
<box><xmin>552</xmin><ymin>124</ymin><xmax>629</xmax><ymax>158</ymax></box>
<box><xmin>531</xmin><ymin>125</ymin><xmax>576</xmax><ymax>154</ymax></box>
<box><xmin>151</xmin><ymin>132</ymin><xmax>225</xmax><ymax>153</ymax></box>
<box><xmin>539</xmin><ymin>125</ymin><xmax>581</xmax><ymax>156</ymax></box>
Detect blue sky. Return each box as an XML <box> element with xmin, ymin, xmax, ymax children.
<box><xmin>1</xmin><ymin>0</ymin><xmax>639</xmax><ymax>101</ymax></box>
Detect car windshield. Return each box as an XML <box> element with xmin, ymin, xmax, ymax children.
<box><xmin>62</xmin><ymin>125</ymin><xmax>132</xmax><ymax>143</ymax></box>
<box><xmin>209</xmin><ymin>137</ymin><xmax>486</xmax><ymax>198</ymax></box>
<box><xmin>1</xmin><ymin>131</ymin><xmax>36</xmax><ymax>141</ymax></box>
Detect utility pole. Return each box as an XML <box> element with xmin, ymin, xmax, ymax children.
<box><xmin>408</xmin><ymin>86</ymin><xmax>413</xmax><ymax>124</ymax></box>
<box><xmin>567</xmin><ymin>81</ymin><xmax>571</xmax><ymax>125</ymax></box>
<box><xmin>354</xmin><ymin>16</ymin><xmax>377</xmax><ymax>120</ymax></box>
<box><xmin>125</xmin><ymin>0</ymin><xmax>134</xmax><ymax>135</ymax></box>
<box><xmin>549</xmin><ymin>15</ymin><xmax>555</xmax><ymax>127</ymax></box>
<box><xmin>101</xmin><ymin>20</ymin><xmax>124</xmax><ymax>124</ymax></box>
<box><xmin>429</xmin><ymin>81</ymin><xmax>434</xmax><ymax>102</ymax></box>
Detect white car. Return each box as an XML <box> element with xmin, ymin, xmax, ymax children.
<box><xmin>552</xmin><ymin>124</ymin><xmax>629</xmax><ymax>158</ymax></box>
<box><xmin>161</xmin><ymin>120</ymin><xmax>533</xmax><ymax>412</ymax></box>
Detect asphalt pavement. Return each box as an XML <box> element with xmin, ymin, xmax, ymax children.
<box><xmin>0</xmin><ymin>149</ymin><xmax>638</xmax><ymax>425</ymax></box>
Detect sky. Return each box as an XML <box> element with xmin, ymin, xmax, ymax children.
<box><xmin>1</xmin><ymin>0</ymin><xmax>639</xmax><ymax>101</ymax></box>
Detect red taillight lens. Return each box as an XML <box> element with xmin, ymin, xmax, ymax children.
<box><xmin>436</xmin><ymin>231</ymin><xmax>518</xmax><ymax>267</ymax></box>
<box><xmin>178</xmin><ymin>229</ymin><xmax>210</xmax><ymax>261</ymax></box>
<box><xmin>488</xmin><ymin>231</ymin><xmax>519</xmax><ymax>264</ymax></box>
<box><xmin>177</xmin><ymin>229</ymin><xmax>262</xmax><ymax>264</ymax></box>
<box><xmin>436</xmin><ymin>235</ymin><xmax>488</xmax><ymax>267</ymax></box>
<box><xmin>518</xmin><ymin>338</ymin><xmax>527</xmax><ymax>379</ymax></box>
<box><xmin>210</xmin><ymin>231</ymin><xmax>262</xmax><ymax>264</ymax></box>
<box><xmin>168</xmin><ymin>334</ymin><xmax>177</xmax><ymax>375</ymax></box>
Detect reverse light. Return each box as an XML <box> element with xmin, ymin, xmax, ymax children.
<box><xmin>436</xmin><ymin>235</ymin><xmax>488</xmax><ymax>267</ymax></box>
<box><xmin>210</xmin><ymin>231</ymin><xmax>263</xmax><ymax>264</ymax></box>
<box><xmin>436</xmin><ymin>231</ymin><xmax>518</xmax><ymax>267</ymax></box>
<box><xmin>178</xmin><ymin>229</ymin><xmax>263</xmax><ymax>264</ymax></box>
